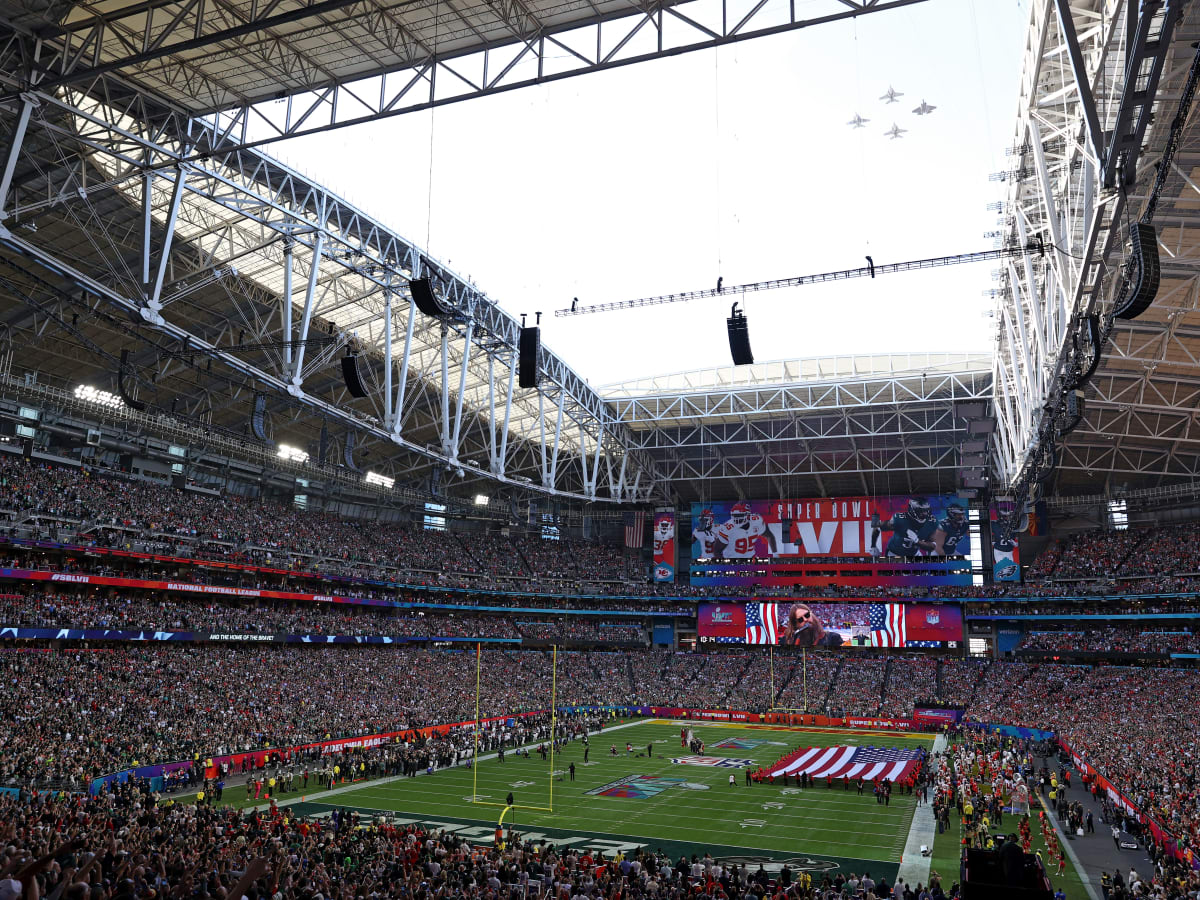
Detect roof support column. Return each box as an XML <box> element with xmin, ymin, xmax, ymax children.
<box><xmin>147</xmin><ymin>166</ymin><xmax>188</xmax><ymax>317</ymax></box>
<box><xmin>289</xmin><ymin>230</ymin><xmax>324</xmax><ymax>391</ymax></box>
<box><xmin>449</xmin><ymin>319</ymin><xmax>474</xmax><ymax>461</ymax></box>
<box><xmin>0</xmin><ymin>96</ymin><xmax>34</xmax><ymax>220</ymax></box>
<box><xmin>383</xmin><ymin>286</ymin><xmax>395</xmax><ymax>427</ymax></box>
<box><xmin>391</xmin><ymin>298</ymin><xmax>416</xmax><ymax>438</ymax></box>
<box><xmin>495</xmin><ymin>349</ymin><xmax>515</xmax><ymax>477</ymax></box>
<box><xmin>282</xmin><ymin>239</ymin><xmax>295</xmax><ymax>372</ymax></box>
<box><xmin>440</xmin><ymin>324</ymin><xmax>451</xmax><ymax>455</ymax></box>
<box><xmin>548</xmin><ymin>398</ymin><xmax>564</xmax><ymax>488</ymax></box>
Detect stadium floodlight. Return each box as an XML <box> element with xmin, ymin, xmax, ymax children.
<box><xmin>74</xmin><ymin>385</ymin><xmax>125</xmax><ymax>410</ymax></box>
<box><xmin>277</xmin><ymin>443</ymin><xmax>309</xmax><ymax>463</ymax></box>
<box><xmin>365</xmin><ymin>471</ymin><xmax>395</xmax><ymax>489</ymax></box>
<box><xmin>474</xmin><ymin>494</ymin><xmax>489</xmax><ymax>506</ymax></box>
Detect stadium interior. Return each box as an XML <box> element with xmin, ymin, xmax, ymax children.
<box><xmin>1</xmin><ymin>1</ymin><xmax>1200</xmax><ymax>900</ymax></box>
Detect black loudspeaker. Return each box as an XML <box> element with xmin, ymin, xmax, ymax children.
<box><xmin>726</xmin><ymin>305</ymin><xmax>754</xmax><ymax>366</ymax></box>
<box><xmin>1114</xmin><ymin>222</ymin><xmax>1160</xmax><ymax>319</ymax></box>
<box><xmin>518</xmin><ymin>326</ymin><xmax>540</xmax><ymax>389</ymax></box>
<box><xmin>341</xmin><ymin>354</ymin><xmax>368</xmax><ymax>398</ymax></box>
<box><xmin>318</xmin><ymin>421</ymin><xmax>330</xmax><ymax>466</ymax></box>
<box><xmin>251</xmin><ymin>393</ymin><xmax>269</xmax><ymax>442</ymax></box>
<box><xmin>171</xmin><ymin>473</ymin><xmax>186</xmax><ymax>489</ymax></box>
<box><xmin>961</xmin><ymin>847</ymin><xmax>1052</xmax><ymax>900</ymax></box>
<box><xmin>410</xmin><ymin>278</ymin><xmax>450</xmax><ymax>318</ymax></box>
<box><xmin>117</xmin><ymin>349</ymin><xmax>147</xmax><ymax>412</ymax></box>
<box><xmin>343</xmin><ymin>430</ymin><xmax>361</xmax><ymax>472</ymax></box>
<box><xmin>21</xmin><ymin>438</ymin><xmax>33</xmax><ymax>459</ymax></box>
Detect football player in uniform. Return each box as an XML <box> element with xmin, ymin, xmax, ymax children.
<box><xmin>931</xmin><ymin>503</ymin><xmax>970</xmax><ymax>556</ymax></box>
<box><xmin>692</xmin><ymin>508</ymin><xmax>720</xmax><ymax>558</ymax></box>
<box><xmin>652</xmin><ymin>517</ymin><xmax>675</xmax><ymax>563</ymax></box>
<box><xmin>871</xmin><ymin>497</ymin><xmax>938</xmax><ymax>558</ymax></box>
<box><xmin>713</xmin><ymin>502</ymin><xmax>777</xmax><ymax>559</ymax></box>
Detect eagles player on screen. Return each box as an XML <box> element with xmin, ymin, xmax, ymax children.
<box><xmin>870</xmin><ymin>497</ymin><xmax>938</xmax><ymax>558</ymax></box>
<box><xmin>931</xmin><ymin>503</ymin><xmax>970</xmax><ymax>556</ymax></box>
<box><xmin>713</xmin><ymin>502</ymin><xmax>778</xmax><ymax>559</ymax></box>
<box><xmin>692</xmin><ymin>508</ymin><xmax>720</xmax><ymax>558</ymax></box>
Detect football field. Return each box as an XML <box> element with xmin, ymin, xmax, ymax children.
<box><xmin>287</xmin><ymin>720</ymin><xmax>933</xmax><ymax>881</ymax></box>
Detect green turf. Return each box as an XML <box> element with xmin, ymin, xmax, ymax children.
<box><xmin>277</xmin><ymin>720</ymin><xmax>934</xmax><ymax>882</ymax></box>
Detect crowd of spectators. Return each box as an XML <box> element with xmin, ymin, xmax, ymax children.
<box><xmin>0</xmin><ymin>589</ymin><xmax>652</xmax><ymax>643</ymax></box>
<box><xmin>1017</xmin><ymin>625</ymin><xmax>1200</xmax><ymax>654</ymax></box>
<box><xmin>16</xmin><ymin>456</ymin><xmax>1200</xmax><ymax>603</ymax></box>
<box><xmin>0</xmin><ymin>787</ymin><xmax>914</xmax><ymax>900</ymax></box>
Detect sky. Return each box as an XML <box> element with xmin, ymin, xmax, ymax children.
<box><xmin>269</xmin><ymin>0</ymin><xmax>1031</xmax><ymax>388</ymax></box>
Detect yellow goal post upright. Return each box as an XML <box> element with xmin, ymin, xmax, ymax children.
<box><xmin>469</xmin><ymin>641</ymin><xmax>557</xmax><ymax>814</ymax></box>
<box><xmin>768</xmin><ymin>648</ymin><xmax>810</xmax><ymax>720</ymax></box>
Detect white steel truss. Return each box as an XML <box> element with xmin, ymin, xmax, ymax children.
<box><xmin>0</xmin><ymin>80</ymin><xmax>669</xmax><ymax>503</ymax></box>
<box><xmin>604</xmin><ymin>354</ymin><xmax>991</xmax><ymax>497</ymax></box>
<box><xmin>992</xmin><ymin>0</ymin><xmax>1200</xmax><ymax>493</ymax></box>
<box><xmin>0</xmin><ymin>0</ymin><xmax>931</xmax><ymax>158</ymax></box>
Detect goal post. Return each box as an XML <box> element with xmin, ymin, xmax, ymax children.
<box><xmin>469</xmin><ymin>642</ymin><xmax>558</xmax><ymax>813</ymax></box>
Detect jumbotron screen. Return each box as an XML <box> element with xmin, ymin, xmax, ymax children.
<box><xmin>697</xmin><ymin>600</ymin><xmax>963</xmax><ymax>649</ymax></box>
<box><xmin>689</xmin><ymin>496</ymin><xmax>973</xmax><ymax>587</ymax></box>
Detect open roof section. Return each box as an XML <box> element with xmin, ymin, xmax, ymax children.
<box><xmin>602</xmin><ymin>353</ymin><xmax>991</xmax><ymax>501</ymax></box>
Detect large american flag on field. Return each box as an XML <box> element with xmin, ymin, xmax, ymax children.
<box><xmin>745</xmin><ymin>603</ymin><xmax>779</xmax><ymax>644</ymax></box>
<box><xmin>870</xmin><ymin>602</ymin><xmax>906</xmax><ymax>647</ymax></box>
<box><xmin>768</xmin><ymin>745</ymin><xmax>923</xmax><ymax>783</ymax></box>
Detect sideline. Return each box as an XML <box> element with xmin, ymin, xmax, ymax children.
<box><xmin>895</xmin><ymin>733</ymin><xmax>944</xmax><ymax>889</ymax></box>
<box><xmin>1039</xmin><ymin>790</ymin><xmax>1102</xmax><ymax>900</ymax></box>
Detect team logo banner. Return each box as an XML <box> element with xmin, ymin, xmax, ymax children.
<box><xmin>652</xmin><ymin>511</ymin><xmax>676</xmax><ymax>583</ymax></box>
<box><xmin>671</xmin><ymin>756</ymin><xmax>755</xmax><ymax>768</ymax></box>
<box><xmin>990</xmin><ymin>504</ymin><xmax>1022</xmax><ymax>582</ymax></box>
<box><xmin>698</xmin><ymin>600</ymin><xmax>962</xmax><ymax>649</ymax></box>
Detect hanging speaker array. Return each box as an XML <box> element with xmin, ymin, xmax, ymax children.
<box><xmin>250</xmin><ymin>392</ymin><xmax>269</xmax><ymax>442</ymax></box>
<box><xmin>726</xmin><ymin>304</ymin><xmax>754</xmax><ymax>366</ymax></box>
<box><xmin>409</xmin><ymin>277</ymin><xmax>455</xmax><ymax>318</ymax></box>
<box><xmin>1114</xmin><ymin>222</ymin><xmax>1160</xmax><ymax>319</ymax></box>
<box><xmin>518</xmin><ymin>325</ymin><xmax>540</xmax><ymax>389</ymax></box>
<box><xmin>341</xmin><ymin>353</ymin><xmax>368</xmax><ymax>398</ymax></box>
<box><xmin>116</xmin><ymin>349</ymin><xmax>147</xmax><ymax>411</ymax></box>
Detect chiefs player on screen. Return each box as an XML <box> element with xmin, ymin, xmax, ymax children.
<box><xmin>710</xmin><ymin>502</ymin><xmax>777</xmax><ymax>560</ymax></box>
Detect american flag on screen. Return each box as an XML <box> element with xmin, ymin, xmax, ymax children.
<box><xmin>768</xmin><ymin>745</ymin><xmax>923</xmax><ymax>783</ymax></box>
<box><xmin>746</xmin><ymin>603</ymin><xmax>779</xmax><ymax>644</ymax></box>
<box><xmin>870</xmin><ymin>603</ymin><xmax>906</xmax><ymax>647</ymax></box>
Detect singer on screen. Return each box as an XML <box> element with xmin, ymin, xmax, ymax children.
<box><xmin>781</xmin><ymin>603</ymin><xmax>844</xmax><ymax>648</ymax></box>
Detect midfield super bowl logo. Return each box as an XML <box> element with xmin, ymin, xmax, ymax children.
<box><xmin>671</xmin><ymin>756</ymin><xmax>755</xmax><ymax>768</ymax></box>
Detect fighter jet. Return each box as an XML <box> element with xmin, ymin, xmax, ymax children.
<box><xmin>847</xmin><ymin>113</ymin><xmax>870</xmax><ymax>129</ymax></box>
<box><xmin>880</xmin><ymin>85</ymin><xmax>903</xmax><ymax>104</ymax></box>
<box><xmin>885</xmin><ymin>123</ymin><xmax>907</xmax><ymax>140</ymax></box>
<box><xmin>913</xmin><ymin>100</ymin><xmax>937</xmax><ymax>116</ymax></box>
